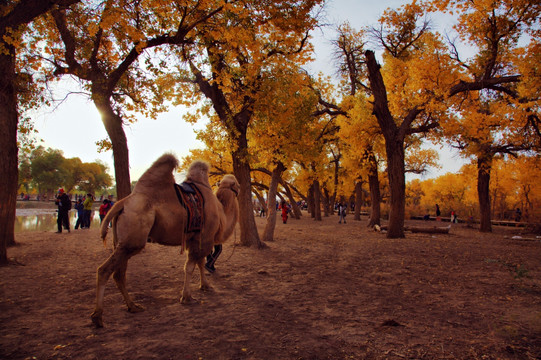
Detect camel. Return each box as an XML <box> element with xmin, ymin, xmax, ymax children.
<box><xmin>90</xmin><ymin>154</ymin><xmax>239</xmax><ymax>328</ymax></box>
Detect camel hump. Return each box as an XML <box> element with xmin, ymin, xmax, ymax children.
<box><xmin>186</xmin><ymin>160</ymin><xmax>211</xmax><ymax>188</ymax></box>
<box><xmin>134</xmin><ymin>153</ymin><xmax>179</xmax><ymax>189</ymax></box>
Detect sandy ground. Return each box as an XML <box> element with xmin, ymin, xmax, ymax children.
<box><xmin>1</xmin><ymin>213</ymin><xmax>540</xmax><ymax>360</ymax></box>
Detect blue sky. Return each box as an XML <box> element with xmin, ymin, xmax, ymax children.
<box><xmin>31</xmin><ymin>0</ymin><xmax>465</xmax><ymax>181</ymax></box>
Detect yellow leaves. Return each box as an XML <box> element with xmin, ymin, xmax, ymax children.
<box><xmin>95</xmin><ymin>139</ymin><xmax>113</xmax><ymax>153</ymax></box>
<box><xmin>514</xmin><ymin>41</ymin><xmax>541</xmax><ymax>100</ymax></box>
<box><xmin>407</xmin><ymin>155</ymin><xmax>541</xmax><ymax>222</ymax></box>
<box><xmin>87</xmin><ymin>22</ymin><xmax>99</xmax><ymax>37</ymax></box>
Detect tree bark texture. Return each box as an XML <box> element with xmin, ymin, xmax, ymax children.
<box><xmin>92</xmin><ymin>93</ymin><xmax>131</xmax><ymax>200</ymax></box>
<box><xmin>367</xmin><ymin>172</ymin><xmax>382</xmax><ymax>227</ymax></box>
<box><xmin>354</xmin><ymin>179</ymin><xmax>362</xmax><ymax>221</ymax></box>
<box><xmin>313</xmin><ymin>179</ymin><xmax>322</xmax><ymax>221</ymax></box>
<box><xmin>322</xmin><ymin>188</ymin><xmax>330</xmax><ymax>217</ymax></box>
<box><xmin>232</xmin><ymin>131</ymin><xmax>263</xmax><ymax>248</ymax></box>
<box><xmin>477</xmin><ymin>154</ymin><xmax>493</xmax><ymax>233</ymax></box>
<box><xmin>0</xmin><ymin>41</ymin><xmax>17</xmax><ymax>264</ymax></box>
<box><xmin>262</xmin><ymin>163</ymin><xmax>284</xmax><ymax>242</ymax></box>
<box><xmin>308</xmin><ymin>185</ymin><xmax>315</xmax><ymax>218</ymax></box>
<box><xmin>385</xmin><ymin>139</ymin><xmax>406</xmax><ymax>237</ymax></box>
<box><xmin>365</xmin><ymin>50</ymin><xmax>405</xmax><ymax>237</ymax></box>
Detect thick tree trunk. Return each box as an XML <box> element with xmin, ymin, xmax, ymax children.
<box><xmin>322</xmin><ymin>188</ymin><xmax>330</xmax><ymax>217</ymax></box>
<box><xmin>308</xmin><ymin>185</ymin><xmax>315</xmax><ymax>218</ymax></box>
<box><xmin>262</xmin><ymin>163</ymin><xmax>284</xmax><ymax>242</ymax></box>
<box><xmin>477</xmin><ymin>154</ymin><xmax>493</xmax><ymax>233</ymax></box>
<box><xmin>92</xmin><ymin>94</ymin><xmax>131</xmax><ymax>200</ymax></box>
<box><xmin>365</xmin><ymin>50</ymin><xmax>405</xmax><ymax>238</ymax></box>
<box><xmin>0</xmin><ymin>43</ymin><xmax>17</xmax><ymax>264</ymax></box>
<box><xmin>367</xmin><ymin>170</ymin><xmax>381</xmax><ymax>227</ymax></box>
<box><xmin>385</xmin><ymin>139</ymin><xmax>406</xmax><ymax>237</ymax></box>
<box><xmin>232</xmin><ymin>140</ymin><xmax>263</xmax><ymax>248</ymax></box>
<box><xmin>354</xmin><ymin>179</ymin><xmax>362</xmax><ymax>221</ymax></box>
<box><xmin>313</xmin><ymin>179</ymin><xmax>322</xmax><ymax>221</ymax></box>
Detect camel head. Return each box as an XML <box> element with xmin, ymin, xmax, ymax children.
<box><xmin>218</xmin><ymin>174</ymin><xmax>240</xmax><ymax>197</ymax></box>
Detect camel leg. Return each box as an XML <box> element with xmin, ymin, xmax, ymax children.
<box><xmin>113</xmin><ymin>252</ymin><xmax>144</xmax><ymax>313</ymax></box>
<box><xmin>90</xmin><ymin>247</ymin><xmax>143</xmax><ymax>327</ymax></box>
<box><xmin>91</xmin><ymin>248</ymin><xmax>128</xmax><ymax>327</ymax></box>
<box><xmin>180</xmin><ymin>256</ymin><xmax>198</xmax><ymax>304</ymax></box>
<box><xmin>198</xmin><ymin>257</ymin><xmax>212</xmax><ymax>291</ymax></box>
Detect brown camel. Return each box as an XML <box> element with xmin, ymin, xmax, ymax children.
<box><xmin>90</xmin><ymin>154</ymin><xmax>239</xmax><ymax>328</ymax></box>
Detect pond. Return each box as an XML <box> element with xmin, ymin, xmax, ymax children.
<box><xmin>15</xmin><ymin>209</ymin><xmax>102</xmax><ymax>233</ymax></box>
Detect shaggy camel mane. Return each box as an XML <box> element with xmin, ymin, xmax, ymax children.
<box><xmin>186</xmin><ymin>160</ymin><xmax>211</xmax><ymax>188</ymax></box>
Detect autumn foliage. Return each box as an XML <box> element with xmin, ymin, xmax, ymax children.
<box><xmin>2</xmin><ymin>0</ymin><xmax>540</xmax><ymax>265</ymax></box>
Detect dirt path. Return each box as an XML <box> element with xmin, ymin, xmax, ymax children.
<box><xmin>1</xmin><ymin>214</ymin><xmax>540</xmax><ymax>359</ymax></box>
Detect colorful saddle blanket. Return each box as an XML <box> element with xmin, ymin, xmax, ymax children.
<box><xmin>174</xmin><ymin>182</ymin><xmax>205</xmax><ymax>233</ymax></box>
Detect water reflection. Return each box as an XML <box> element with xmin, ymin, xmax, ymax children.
<box><xmin>15</xmin><ymin>210</ymin><xmax>101</xmax><ymax>233</ymax></box>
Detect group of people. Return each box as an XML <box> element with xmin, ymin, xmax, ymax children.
<box><xmin>55</xmin><ymin>188</ymin><xmax>114</xmax><ymax>233</ymax></box>
<box><xmin>73</xmin><ymin>193</ymin><xmax>96</xmax><ymax>230</ymax></box>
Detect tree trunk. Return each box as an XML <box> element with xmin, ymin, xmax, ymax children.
<box><xmin>385</xmin><ymin>139</ymin><xmax>406</xmax><ymax>237</ymax></box>
<box><xmin>232</xmin><ymin>133</ymin><xmax>263</xmax><ymax>248</ymax></box>
<box><xmin>313</xmin><ymin>179</ymin><xmax>322</xmax><ymax>221</ymax></box>
<box><xmin>331</xmin><ymin>157</ymin><xmax>339</xmax><ymax>215</ymax></box>
<box><xmin>92</xmin><ymin>93</ymin><xmax>131</xmax><ymax>200</ymax></box>
<box><xmin>322</xmin><ymin>187</ymin><xmax>330</xmax><ymax>217</ymax></box>
<box><xmin>367</xmin><ymin>165</ymin><xmax>381</xmax><ymax>228</ymax></box>
<box><xmin>281</xmin><ymin>181</ymin><xmax>301</xmax><ymax>219</ymax></box>
<box><xmin>365</xmin><ymin>50</ymin><xmax>405</xmax><ymax>238</ymax></box>
<box><xmin>354</xmin><ymin>179</ymin><xmax>362</xmax><ymax>221</ymax></box>
<box><xmin>262</xmin><ymin>163</ymin><xmax>284</xmax><ymax>242</ymax></box>
<box><xmin>308</xmin><ymin>185</ymin><xmax>315</xmax><ymax>218</ymax></box>
<box><xmin>477</xmin><ymin>154</ymin><xmax>493</xmax><ymax>233</ymax></box>
<box><xmin>0</xmin><ymin>42</ymin><xmax>17</xmax><ymax>264</ymax></box>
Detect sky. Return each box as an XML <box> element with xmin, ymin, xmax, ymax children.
<box><xmin>31</xmin><ymin>0</ymin><xmax>466</xmax><ymax>181</ymax></box>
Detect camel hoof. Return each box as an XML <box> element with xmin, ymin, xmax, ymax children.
<box><xmin>90</xmin><ymin>311</ymin><xmax>103</xmax><ymax>328</ymax></box>
<box><xmin>180</xmin><ymin>295</ymin><xmax>196</xmax><ymax>304</ymax></box>
<box><xmin>128</xmin><ymin>303</ymin><xmax>145</xmax><ymax>313</ymax></box>
<box><xmin>200</xmin><ymin>284</ymin><xmax>213</xmax><ymax>292</ymax></box>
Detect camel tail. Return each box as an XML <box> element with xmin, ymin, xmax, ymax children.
<box><xmin>100</xmin><ymin>197</ymin><xmax>128</xmax><ymax>248</ymax></box>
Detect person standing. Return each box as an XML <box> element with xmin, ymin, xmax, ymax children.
<box><xmin>436</xmin><ymin>204</ymin><xmax>441</xmax><ymax>221</ymax></box>
<box><xmin>338</xmin><ymin>202</ymin><xmax>347</xmax><ymax>224</ymax></box>
<box><xmin>99</xmin><ymin>199</ymin><xmax>111</xmax><ymax>223</ymax></box>
<box><xmin>74</xmin><ymin>198</ymin><xmax>85</xmax><ymax>229</ymax></box>
<box><xmin>55</xmin><ymin>188</ymin><xmax>71</xmax><ymax>233</ymax></box>
<box><xmin>83</xmin><ymin>193</ymin><xmax>94</xmax><ymax>228</ymax></box>
<box><xmin>280</xmin><ymin>201</ymin><xmax>289</xmax><ymax>224</ymax></box>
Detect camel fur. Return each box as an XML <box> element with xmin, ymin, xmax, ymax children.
<box><xmin>90</xmin><ymin>154</ymin><xmax>239</xmax><ymax>328</ymax></box>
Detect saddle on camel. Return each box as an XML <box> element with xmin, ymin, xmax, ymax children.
<box><xmin>90</xmin><ymin>154</ymin><xmax>239</xmax><ymax>328</ymax></box>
